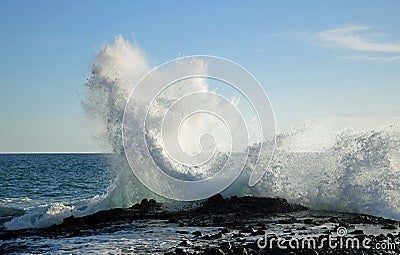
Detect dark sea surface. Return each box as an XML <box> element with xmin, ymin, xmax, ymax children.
<box><xmin>1</xmin><ymin>154</ymin><xmax>400</xmax><ymax>254</ymax></box>
<box><xmin>0</xmin><ymin>154</ymin><xmax>216</xmax><ymax>254</ymax></box>
<box><xmin>0</xmin><ymin>154</ymin><xmax>112</xmax><ymax>212</ymax></box>
<box><xmin>0</xmin><ymin>154</ymin><xmax>117</xmax><ymax>232</ymax></box>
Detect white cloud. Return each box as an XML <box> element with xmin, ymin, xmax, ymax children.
<box><xmin>343</xmin><ymin>55</ymin><xmax>400</xmax><ymax>62</ymax></box>
<box><xmin>316</xmin><ymin>25</ymin><xmax>400</xmax><ymax>62</ymax></box>
<box><xmin>318</xmin><ymin>26</ymin><xmax>400</xmax><ymax>52</ymax></box>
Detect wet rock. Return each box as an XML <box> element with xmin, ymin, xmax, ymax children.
<box><xmin>220</xmin><ymin>241</ymin><xmax>231</xmax><ymax>250</ymax></box>
<box><xmin>66</xmin><ymin>229</ymin><xmax>80</xmax><ymax>237</ymax></box>
<box><xmin>198</xmin><ymin>195</ymin><xmax>307</xmax><ymax>215</ymax></box>
<box><xmin>333</xmin><ymin>224</ymin><xmax>349</xmax><ymax>233</ymax></box>
<box><xmin>176</xmin><ymin>230</ymin><xmax>189</xmax><ymax>234</ymax></box>
<box><xmin>381</xmin><ymin>224</ymin><xmax>397</xmax><ymax>230</ymax></box>
<box><xmin>219</xmin><ymin>227</ymin><xmax>231</xmax><ymax>234</ymax></box>
<box><xmin>278</xmin><ymin>217</ymin><xmax>297</xmax><ymax>224</ymax></box>
<box><xmin>203</xmin><ymin>247</ymin><xmax>225</xmax><ymax>255</ymax></box>
<box><xmin>192</xmin><ymin>230</ymin><xmax>202</xmax><ymax>237</ymax></box>
<box><xmin>328</xmin><ymin>217</ymin><xmax>340</xmax><ymax>223</ymax></box>
<box><xmin>168</xmin><ymin>218</ymin><xmax>178</xmax><ymax>224</ymax></box>
<box><xmin>349</xmin><ymin>229</ymin><xmax>364</xmax><ymax>235</ymax></box>
<box><xmin>240</xmin><ymin>227</ymin><xmax>255</xmax><ymax>233</ymax></box>
<box><xmin>231</xmin><ymin>246</ymin><xmax>248</xmax><ymax>255</ymax></box>
<box><xmin>178</xmin><ymin>240</ymin><xmax>191</xmax><ymax>247</ymax></box>
<box><xmin>203</xmin><ymin>193</ymin><xmax>224</xmax><ymax>208</ymax></box>
<box><xmin>200</xmin><ymin>234</ymin><xmax>211</xmax><ymax>240</ymax></box>
<box><xmin>304</xmin><ymin>218</ymin><xmax>315</xmax><ymax>224</ymax></box>
<box><xmin>174</xmin><ymin>248</ymin><xmax>189</xmax><ymax>255</ymax></box>
<box><xmin>250</xmin><ymin>229</ymin><xmax>265</xmax><ymax>236</ymax></box>
<box><xmin>386</xmin><ymin>233</ymin><xmax>395</xmax><ymax>240</ymax></box>
<box><xmin>132</xmin><ymin>198</ymin><xmax>162</xmax><ymax>210</ymax></box>
<box><xmin>4</xmin><ymin>193</ymin><xmax>400</xmax><ymax>255</ymax></box>
<box><xmin>212</xmin><ymin>216</ymin><xmax>225</xmax><ymax>224</ymax></box>
<box><xmin>209</xmin><ymin>231</ymin><xmax>224</xmax><ymax>239</ymax></box>
<box><xmin>376</xmin><ymin>233</ymin><xmax>386</xmax><ymax>241</ymax></box>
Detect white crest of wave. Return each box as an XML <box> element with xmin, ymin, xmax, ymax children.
<box><xmin>4</xmin><ymin>35</ymin><xmax>241</xmax><ymax>229</ymax></box>
<box><xmin>254</xmin><ymin>119</ymin><xmax>400</xmax><ymax>220</ymax></box>
<box><xmin>5</xmin><ymin>36</ymin><xmax>400</xmax><ymax>230</ymax></box>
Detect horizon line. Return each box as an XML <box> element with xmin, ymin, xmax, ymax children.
<box><xmin>0</xmin><ymin>151</ymin><xmax>112</xmax><ymax>154</ymax></box>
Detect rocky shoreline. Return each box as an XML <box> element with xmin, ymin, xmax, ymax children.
<box><xmin>1</xmin><ymin>194</ymin><xmax>399</xmax><ymax>254</ymax></box>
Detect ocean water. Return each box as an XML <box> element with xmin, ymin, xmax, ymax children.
<box><xmin>2</xmin><ymin>36</ymin><xmax>400</xmax><ymax>254</ymax></box>
<box><xmin>1</xmin><ymin>133</ymin><xmax>400</xmax><ymax>254</ymax></box>
<box><xmin>81</xmin><ymin>35</ymin><xmax>400</xmax><ymax>220</ymax></box>
<box><xmin>4</xmin><ymin>35</ymin><xmax>400</xmax><ymax>231</ymax></box>
<box><xmin>0</xmin><ymin>154</ymin><xmax>114</xmax><ymax>228</ymax></box>
<box><xmin>2</xmin><ymin>128</ymin><xmax>400</xmax><ymax>232</ymax></box>
<box><xmin>0</xmin><ymin>153</ymin><xmax>225</xmax><ymax>254</ymax></box>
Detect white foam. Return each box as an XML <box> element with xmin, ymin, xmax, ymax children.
<box><xmin>5</xmin><ymin>36</ymin><xmax>400</xmax><ymax>230</ymax></box>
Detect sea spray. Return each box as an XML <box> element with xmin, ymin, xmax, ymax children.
<box><xmin>4</xmin><ymin>36</ymin><xmax>154</xmax><ymax>229</ymax></box>
<box><xmin>254</xmin><ymin>121</ymin><xmax>400</xmax><ymax>220</ymax></box>
<box><xmin>83</xmin><ymin>36</ymin><xmax>159</xmax><ymax>209</ymax></box>
<box><xmin>4</xmin><ymin>36</ymin><xmax>400</xmax><ymax>230</ymax></box>
<box><xmin>73</xmin><ymin>35</ymin><xmax>400</xmax><ymax>219</ymax></box>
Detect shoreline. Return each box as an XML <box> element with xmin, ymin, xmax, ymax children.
<box><xmin>2</xmin><ymin>194</ymin><xmax>400</xmax><ymax>254</ymax></box>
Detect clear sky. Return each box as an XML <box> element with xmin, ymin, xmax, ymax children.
<box><xmin>0</xmin><ymin>0</ymin><xmax>399</xmax><ymax>152</ymax></box>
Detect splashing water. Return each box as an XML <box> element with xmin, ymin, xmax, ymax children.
<box><xmin>4</xmin><ymin>36</ymin><xmax>400</xmax><ymax>230</ymax></box>
<box><xmin>254</xmin><ymin>121</ymin><xmax>400</xmax><ymax>219</ymax></box>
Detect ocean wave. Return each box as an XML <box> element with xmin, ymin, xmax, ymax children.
<box><xmin>0</xmin><ymin>197</ymin><xmax>32</xmax><ymax>204</ymax></box>
<box><xmin>4</xmin><ymin>36</ymin><xmax>400</xmax><ymax>230</ymax></box>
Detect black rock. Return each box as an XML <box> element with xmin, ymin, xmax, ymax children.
<box><xmin>178</xmin><ymin>240</ymin><xmax>191</xmax><ymax>247</ymax></box>
<box><xmin>176</xmin><ymin>230</ymin><xmax>189</xmax><ymax>234</ymax></box>
<box><xmin>278</xmin><ymin>217</ymin><xmax>297</xmax><ymax>224</ymax></box>
<box><xmin>304</xmin><ymin>218</ymin><xmax>315</xmax><ymax>224</ymax></box>
<box><xmin>219</xmin><ymin>228</ymin><xmax>231</xmax><ymax>234</ymax></box>
<box><xmin>210</xmin><ymin>232</ymin><xmax>224</xmax><ymax>239</ymax></box>
<box><xmin>231</xmin><ymin>247</ymin><xmax>248</xmax><ymax>255</ymax></box>
<box><xmin>174</xmin><ymin>248</ymin><xmax>189</xmax><ymax>255</ymax></box>
<box><xmin>381</xmin><ymin>224</ymin><xmax>397</xmax><ymax>230</ymax></box>
<box><xmin>250</xmin><ymin>229</ymin><xmax>265</xmax><ymax>236</ymax></box>
<box><xmin>349</xmin><ymin>229</ymin><xmax>364</xmax><ymax>235</ymax></box>
<box><xmin>192</xmin><ymin>230</ymin><xmax>202</xmax><ymax>237</ymax></box>
<box><xmin>203</xmin><ymin>247</ymin><xmax>225</xmax><ymax>255</ymax></box>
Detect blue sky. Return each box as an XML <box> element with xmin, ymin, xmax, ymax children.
<box><xmin>0</xmin><ymin>1</ymin><xmax>399</xmax><ymax>152</ymax></box>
